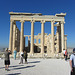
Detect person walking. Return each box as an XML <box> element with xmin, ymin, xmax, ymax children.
<box><xmin>69</xmin><ymin>48</ymin><xmax>75</xmax><ymax>75</ymax></box>
<box><xmin>24</xmin><ymin>51</ymin><xmax>28</xmax><ymax>64</ymax></box>
<box><xmin>19</xmin><ymin>50</ymin><xmax>24</xmax><ymax>64</ymax></box>
<box><xmin>14</xmin><ymin>48</ymin><xmax>17</xmax><ymax>60</ymax></box>
<box><xmin>4</xmin><ymin>48</ymin><xmax>11</xmax><ymax>71</ymax></box>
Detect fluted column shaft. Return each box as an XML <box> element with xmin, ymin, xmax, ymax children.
<box><xmin>20</xmin><ymin>20</ymin><xmax>24</xmax><ymax>52</ymax></box>
<box><xmin>28</xmin><ymin>36</ymin><xmax>30</xmax><ymax>52</ymax></box>
<box><xmin>41</xmin><ymin>20</ymin><xmax>45</xmax><ymax>54</ymax></box>
<box><xmin>51</xmin><ymin>20</ymin><xmax>55</xmax><ymax>53</ymax></box>
<box><xmin>23</xmin><ymin>37</ymin><xmax>25</xmax><ymax>50</ymax></box>
<box><xmin>13</xmin><ymin>22</ymin><xmax>16</xmax><ymax>52</ymax></box>
<box><xmin>30</xmin><ymin>20</ymin><xmax>35</xmax><ymax>54</ymax></box>
<box><xmin>57</xmin><ymin>26</ymin><xmax>60</xmax><ymax>53</ymax></box>
<box><xmin>9</xmin><ymin>20</ymin><xmax>14</xmax><ymax>51</ymax></box>
<box><xmin>61</xmin><ymin>21</ymin><xmax>65</xmax><ymax>52</ymax></box>
<box><xmin>65</xmin><ymin>37</ymin><xmax>67</xmax><ymax>50</ymax></box>
<box><xmin>47</xmin><ymin>37</ymin><xmax>50</xmax><ymax>55</ymax></box>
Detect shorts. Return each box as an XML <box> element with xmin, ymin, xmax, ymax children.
<box><xmin>5</xmin><ymin>60</ymin><xmax>10</xmax><ymax>65</ymax></box>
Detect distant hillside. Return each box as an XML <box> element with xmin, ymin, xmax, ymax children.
<box><xmin>67</xmin><ymin>48</ymin><xmax>73</xmax><ymax>53</ymax></box>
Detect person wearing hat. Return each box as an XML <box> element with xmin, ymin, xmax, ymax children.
<box><xmin>69</xmin><ymin>48</ymin><xmax>75</xmax><ymax>75</ymax></box>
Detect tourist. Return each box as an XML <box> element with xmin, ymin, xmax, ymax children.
<box><xmin>4</xmin><ymin>48</ymin><xmax>11</xmax><ymax>71</ymax></box>
<box><xmin>69</xmin><ymin>48</ymin><xmax>75</xmax><ymax>75</ymax></box>
<box><xmin>65</xmin><ymin>49</ymin><xmax>68</xmax><ymax>61</ymax></box>
<box><xmin>19</xmin><ymin>50</ymin><xmax>24</xmax><ymax>64</ymax></box>
<box><xmin>24</xmin><ymin>51</ymin><xmax>28</xmax><ymax>64</ymax></box>
<box><xmin>63</xmin><ymin>49</ymin><xmax>66</xmax><ymax>59</ymax></box>
<box><xmin>14</xmin><ymin>48</ymin><xmax>17</xmax><ymax>60</ymax></box>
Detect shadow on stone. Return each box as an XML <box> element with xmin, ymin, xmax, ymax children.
<box><xmin>9</xmin><ymin>65</ymin><xmax>24</xmax><ymax>67</ymax></box>
<box><xmin>0</xmin><ymin>65</ymin><xmax>24</xmax><ymax>69</ymax></box>
<box><xmin>28</xmin><ymin>61</ymin><xmax>40</xmax><ymax>63</ymax></box>
<box><xmin>11</xmin><ymin>65</ymin><xmax>35</xmax><ymax>70</ymax></box>
<box><xmin>6</xmin><ymin>73</ymin><xmax>21</xmax><ymax>75</ymax></box>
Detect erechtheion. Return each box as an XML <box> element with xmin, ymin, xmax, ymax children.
<box><xmin>9</xmin><ymin>12</ymin><xmax>67</xmax><ymax>57</ymax></box>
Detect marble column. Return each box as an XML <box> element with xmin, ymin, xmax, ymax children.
<box><xmin>28</xmin><ymin>36</ymin><xmax>30</xmax><ymax>52</ymax></box>
<box><xmin>51</xmin><ymin>20</ymin><xmax>55</xmax><ymax>53</ymax></box>
<box><xmin>65</xmin><ymin>36</ymin><xmax>67</xmax><ymax>50</ymax></box>
<box><xmin>9</xmin><ymin>20</ymin><xmax>14</xmax><ymax>51</ymax></box>
<box><xmin>61</xmin><ymin>21</ymin><xmax>65</xmax><ymax>52</ymax></box>
<box><xmin>13</xmin><ymin>21</ymin><xmax>16</xmax><ymax>52</ymax></box>
<box><xmin>30</xmin><ymin>20</ymin><xmax>35</xmax><ymax>54</ymax></box>
<box><xmin>17</xmin><ymin>29</ymin><xmax>20</xmax><ymax>52</ymax></box>
<box><xmin>47</xmin><ymin>37</ymin><xmax>50</xmax><ymax>55</ymax></box>
<box><xmin>20</xmin><ymin>20</ymin><xmax>24</xmax><ymax>52</ymax></box>
<box><xmin>57</xmin><ymin>26</ymin><xmax>60</xmax><ymax>53</ymax></box>
<box><xmin>23</xmin><ymin>37</ymin><xmax>25</xmax><ymax>50</ymax></box>
<box><xmin>41</xmin><ymin>20</ymin><xmax>45</xmax><ymax>54</ymax></box>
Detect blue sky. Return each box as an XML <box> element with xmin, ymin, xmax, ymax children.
<box><xmin>0</xmin><ymin>0</ymin><xmax>75</xmax><ymax>50</ymax></box>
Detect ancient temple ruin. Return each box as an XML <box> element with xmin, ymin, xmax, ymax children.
<box><xmin>9</xmin><ymin>12</ymin><xmax>67</xmax><ymax>57</ymax></box>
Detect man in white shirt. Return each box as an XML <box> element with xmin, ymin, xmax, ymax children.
<box><xmin>70</xmin><ymin>48</ymin><xmax>75</xmax><ymax>75</ymax></box>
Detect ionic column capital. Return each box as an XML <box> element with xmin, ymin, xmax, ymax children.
<box><xmin>28</xmin><ymin>36</ymin><xmax>30</xmax><ymax>40</ymax></box>
<box><xmin>40</xmin><ymin>20</ymin><xmax>45</xmax><ymax>24</ymax></box>
<box><xmin>51</xmin><ymin>20</ymin><xmax>55</xmax><ymax>23</ymax></box>
<box><xmin>20</xmin><ymin>20</ymin><xmax>25</xmax><ymax>23</ymax></box>
<box><xmin>60</xmin><ymin>21</ymin><xmax>65</xmax><ymax>24</ymax></box>
<box><xmin>28</xmin><ymin>36</ymin><xmax>30</xmax><ymax>38</ymax></box>
<box><xmin>13</xmin><ymin>21</ymin><xmax>16</xmax><ymax>25</ymax></box>
<box><xmin>65</xmin><ymin>37</ymin><xmax>67</xmax><ymax>40</ymax></box>
<box><xmin>10</xmin><ymin>19</ymin><xmax>14</xmax><ymax>22</ymax></box>
<box><xmin>30</xmin><ymin>20</ymin><xmax>35</xmax><ymax>23</ymax></box>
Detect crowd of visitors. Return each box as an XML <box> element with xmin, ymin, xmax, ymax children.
<box><xmin>4</xmin><ymin>48</ymin><xmax>28</xmax><ymax>71</ymax></box>
<box><xmin>63</xmin><ymin>49</ymin><xmax>68</xmax><ymax>61</ymax></box>
<box><xmin>4</xmin><ymin>47</ymin><xmax>75</xmax><ymax>75</ymax></box>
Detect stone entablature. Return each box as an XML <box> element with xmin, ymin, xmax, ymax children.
<box><xmin>9</xmin><ymin>12</ymin><xmax>66</xmax><ymax>22</ymax></box>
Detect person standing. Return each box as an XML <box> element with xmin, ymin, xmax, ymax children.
<box><xmin>24</xmin><ymin>51</ymin><xmax>28</xmax><ymax>64</ymax></box>
<box><xmin>69</xmin><ymin>48</ymin><xmax>75</xmax><ymax>75</ymax></box>
<box><xmin>14</xmin><ymin>48</ymin><xmax>17</xmax><ymax>60</ymax></box>
<box><xmin>63</xmin><ymin>49</ymin><xmax>66</xmax><ymax>59</ymax></box>
<box><xmin>19</xmin><ymin>50</ymin><xmax>24</xmax><ymax>64</ymax></box>
<box><xmin>4</xmin><ymin>48</ymin><xmax>11</xmax><ymax>71</ymax></box>
<box><xmin>65</xmin><ymin>49</ymin><xmax>68</xmax><ymax>61</ymax></box>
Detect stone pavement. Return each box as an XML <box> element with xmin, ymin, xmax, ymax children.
<box><xmin>0</xmin><ymin>58</ymin><xmax>71</xmax><ymax>75</ymax></box>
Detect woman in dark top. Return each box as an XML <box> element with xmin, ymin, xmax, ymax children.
<box><xmin>24</xmin><ymin>51</ymin><xmax>28</xmax><ymax>64</ymax></box>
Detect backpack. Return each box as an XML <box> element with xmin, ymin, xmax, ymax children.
<box><xmin>65</xmin><ymin>51</ymin><xmax>67</xmax><ymax>55</ymax></box>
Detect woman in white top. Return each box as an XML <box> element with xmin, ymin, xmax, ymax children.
<box><xmin>19</xmin><ymin>50</ymin><xmax>24</xmax><ymax>64</ymax></box>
